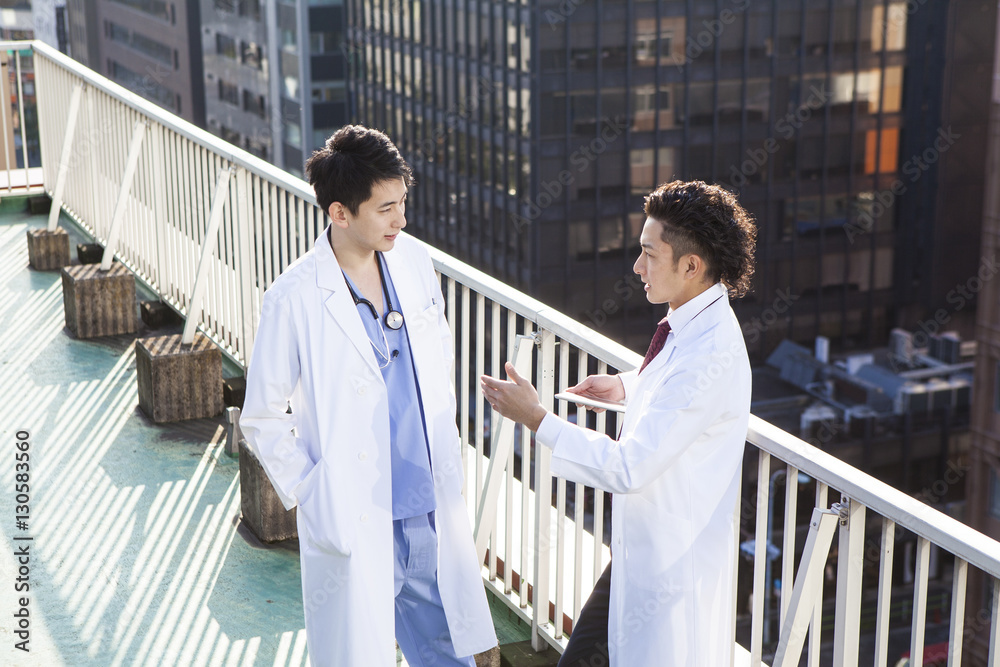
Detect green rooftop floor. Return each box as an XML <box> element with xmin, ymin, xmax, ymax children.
<box><xmin>0</xmin><ymin>197</ymin><xmax>531</xmax><ymax>666</ymax></box>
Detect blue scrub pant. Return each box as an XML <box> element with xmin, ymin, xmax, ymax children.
<box><xmin>393</xmin><ymin>512</ymin><xmax>476</xmax><ymax>667</ymax></box>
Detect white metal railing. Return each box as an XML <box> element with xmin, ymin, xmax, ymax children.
<box><xmin>15</xmin><ymin>39</ymin><xmax>1000</xmax><ymax>665</ymax></box>
<box><xmin>0</xmin><ymin>43</ymin><xmax>44</xmax><ymax>194</ymax></box>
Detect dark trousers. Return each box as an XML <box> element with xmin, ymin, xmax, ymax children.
<box><xmin>558</xmin><ymin>562</ymin><xmax>613</xmax><ymax>667</ymax></box>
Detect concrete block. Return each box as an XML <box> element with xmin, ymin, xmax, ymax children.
<box><xmin>27</xmin><ymin>227</ymin><xmax>70</xmax><ymax>271</ymax></box>
<box><xmin>140</xmin><ymin>300</ymin><xmax>183</xmax><ymax>329</ymax></box>
<box><xmin>76</xmin><ymin>243</ymin><xmax>103</xmax><ymax>264</ymax></box>
<box><xmin>61</xmin><ymin>262</ymin><xmax>138</xmax><ymax>337</ymax></box>
<box><xmin>239</xmin><ymin>439</ymin><xmax>298</xmax><ymax>543</ymax></box>
<box><xmin>498</xmin><ymin>641</ymin><xmax>559</xmax><ymax>667</ymax></box>
<box><xmin>135</xmin><ymin>333</ymin><xmax>224</xmax><ymax>422</ymax></box>
<box><xmin>27</xmin><ymin>195</ymin><xmax>50</xmax><ymax>214</ymax></box>
<box><xmin>475</xmin><ymin>647</ymin><xmax>501</xmax><ymax>667</ymax></box>
<box><xmin>224</xmin><ymin>376</ymin><xmax>246</xmax><ymax>408</ymax></box>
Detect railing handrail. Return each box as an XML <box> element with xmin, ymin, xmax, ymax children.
<box><xmin>23</xmin><ymin>40</ymin><xmax>315</xmax><ymax>203</ymax></box>
<box><xmin>424</xmin><ymin>244</ymin><xmax>644</xmax><ymax>372</ymax></box>
<box><xmin>749</xmin><ymin>415</ymin><xmax>1000</xmax><ymax>579</ymax></box>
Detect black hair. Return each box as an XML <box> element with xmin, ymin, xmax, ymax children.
<box><xmin>643</xmin><ymin>180</ymin><xmax>757</xmax><ymax>298</ymax></box>
<box><xmin>305</xmin><ymin>125</ymin><xmax>414</xmax><ymax>217</ymax></box>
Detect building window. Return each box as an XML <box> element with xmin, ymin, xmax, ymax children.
<box><xmin>214</xmin><ymin>0</ymin><xmax>236</xmax><ymax>13</ymax></box>
<box><xmin>107</xmin><ymin>21</ymin><xmax>173</xmax><ymax>66</ymax></box>
<box><xmin>218</xmin><ymin>80</ymin><xmax>239</xmax><ymax>106</ymax></box>
<box><xmin>284</xmin><ymin>122</ymin><xmax>302</xmax><ymax>149</ymax></box>
<box><xmin>311</xmin><ymin>82</ymin><xmax>345</xmax><ymax>103</ymax></box>
<box><xmin>216</xmin><ymin>34</ymin><xmax>237</xmax><ymax>60</ymax></box>
<box><xmin>310</xmin><ymin>30</ymin><xmax>343</xmax><ymax>55</ymax></box>
<box><xmin>243</xmin><ymin>90</ymin><xmax>266</xmax><ymax>118</ymax></box>
<box><xmin>990</xmin><ymin>468</ymin><xmax>1000</xmax><ymax>519</ymax></box>
<box><xmin>109</xmin><ymin>0</ymin><xmax>169</xmax><ymax>22</ymax></box>
<box><xmin>239</xmin><ymin>0</ymin><xmax>262</xmax><ymax>20</ymax></box>
<box><xmin>244</xmin><ymin>136</ymin><xmax>268</xmax><ymax>159</ymax></box>
<box><xmin>220</xmin><ymin>125</ymin><xmax>241</xmax><ymax>145</ymax></box>
<box><xmin>241</xmin><ymin>41</ymin><xmax>263</xmax><ymax>69</ymax></box>
<box><xmin>110</xmin><ymin>61</ymin><xmax>178</xmax><ymax>111</ymax></box>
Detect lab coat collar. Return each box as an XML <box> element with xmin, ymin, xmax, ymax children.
<box><xmin>313</xmin><ymin>226</ymin><xmax>383</xmax><ymax>377</ymax></box>
<box><xmin>664</xmin><ymin>282</ymin><xmax>729</xmax><ymax>340</ymax></box>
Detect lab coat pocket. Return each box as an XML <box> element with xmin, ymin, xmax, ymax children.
<box><xmin>295</xmin><ymin>460</ymin><xmax>353</xmax><ymax>557</ymax></box>
<box><xmin>409</xmin><ymin>301</ymin><xmax>441</xmax><ymax>338</ymax></box>
<box><xmin>624</xmin><ymin>495</ymin><xmax>694</xmax><ymax>594</ymax></box>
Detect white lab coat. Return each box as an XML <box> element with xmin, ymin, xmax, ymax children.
<box><xmin>536</xmin><ymin>283</ymin><xmax>751</xmax><ymax>666</ymax></box>
<box><xmin>240</xmin><ymin>229</ymin><xmax>496</xmax><ymax>666</ymax></box>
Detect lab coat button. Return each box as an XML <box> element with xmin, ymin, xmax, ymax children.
<box><xmin>360</xmin><ymin>513</ymin><xmax>369</xmax><ymax>523</ymax></box>
<box><xmin>358</xmin><ymin>451</ymin><xmax>368</xmax><ymax>461</ymax></box>
<box><xmin>357</xmin><ymin>386</ymin><xmax>366</xmax><ymax>395</ymax></box>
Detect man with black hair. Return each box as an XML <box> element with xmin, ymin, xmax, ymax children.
<box><xmin>482</xmin><ymin>180</ymin><xmax>757</xmax><ymax>665</ymax></box>
<box><xmin>242</xmin><ymin>125</ymin><xmax>497</xmax><ymax>667</ymax></box>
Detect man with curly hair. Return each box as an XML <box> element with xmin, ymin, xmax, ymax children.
<box><xmin>481</xmin><ymin>180</ymin><xmax>756</xmax><ymax>665</ymax></box>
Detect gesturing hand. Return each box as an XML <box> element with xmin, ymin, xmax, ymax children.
<box><xmin>480</xmin><ymin>362</ymin><xmax>548</xmax><ymax>432</ymax></box>
<box><xmin>564</xmin><ymin>374</ymin><xmax>625</xmax><ymax>413</ymax></box>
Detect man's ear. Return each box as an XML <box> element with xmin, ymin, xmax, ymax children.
<box><xmin>328</xmin><ymin>202</ymin><xmax>350</xmax><ymax>229</ymax></box>
<box><xmin>682</xmin><ymin>253</ymin><xmax>703</xmax><ymax>279</ymax></box>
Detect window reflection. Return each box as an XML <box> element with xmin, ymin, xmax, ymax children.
<box><xmin>630</xmin><ymin>147</ymin><xmax>676</xmax><ymax>194</ymax></box>
<box><xmin>872</xmin><ymin>2</ymin><xmax>907</xmax><ymax>51</ymax></box>
<box><xmin>631</xmin><ymin>85</ymin><xmax>675</xmax><ymax>131</ymax></box>
<box><xmin>634</xmin><ymin>17</ymin><xmax>686</xmax><ymax>67</ymax></box>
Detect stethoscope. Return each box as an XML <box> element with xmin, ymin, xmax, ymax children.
<box><xmin>343</xmin><ymin>252</ymin><xmax>404</xmax><ymax>331</ymax></box>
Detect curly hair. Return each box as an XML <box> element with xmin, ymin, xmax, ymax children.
<box><xmin>643</xmin><ymin>180</ymin><xmax>756</xmax><ymax>298</ymax></box>
<box><xmin>305</xmin><ymin>125</ymin><xmax>414</xmax><ymax>217</ymax></box>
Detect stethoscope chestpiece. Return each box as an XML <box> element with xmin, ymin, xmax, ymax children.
<box><xmin>342</xmin><ymin>252</ymin><xmax>406</xmax><ymax>331</ymax></box>
<box><xmin>385</xmin><ymin>310</ymin><xmax>404</xmax><ymax>330</ymax></box>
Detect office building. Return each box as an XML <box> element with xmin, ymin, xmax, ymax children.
<box><xmin>200</xmin><ymin>0</ymin><xmax>348</xmax><ymax>175</ymax></box>
<box><xmin>347</xmin><ymin>0</ymin><xmax>994</xmax><ymax>359</ymax></box>
<box><xmin>967</xmin><ymin>5</ymin><xmax>1000</xmax><ymax>660</ymax></box>
<box><xmin>66</xmin><ymin>0</ymin><xmax>206</xmax><ymax>127</ymax></box>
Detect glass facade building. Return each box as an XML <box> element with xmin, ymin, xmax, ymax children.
<box><xmin>347</xmin><ymin>0</ymin><xmax>991</xmax><ymax>358</ymax></box>
<box><xmin>202</xmin><ymin>0</ymin><xmax>347</xmax><ymax>175</ymax></box>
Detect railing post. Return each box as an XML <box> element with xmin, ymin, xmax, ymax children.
<box><xmin>532</xmin><ymin>329</ymin><xmax>555</xmax><ymax>651</ymax></box>
<box><xmin>751</xmin><ymin>451</ymin><xmax>770</xmax><ymax>665</ymax></box>
<box><xmin>474</xmin><ymin>334</ymin><xmax>535</xmax><ymax>565</ymax></box>
<box><xmin>772</xmin><ymin>507</ymin><xmax>840</xmax><ymax>666</ymax></box>
<box><xmin>151</xmin><ymin>123</ymin><xmax>169</xmax><ymax>295</ymax></box>
<box><xmin>100</xmin><ymin>119</ymin><xmax>147</xmax><ymax>271</ymax></box>
<box><xmin>832</xmin><ymin>495</ymin><xmax>865</xmax><ymax>667</ymax></box>
<box><xmin>15</xmin><ymin>50</ymin><xmax>28</xmax><ymax>188</ymax></box>
<box><xmin>873</xmin><ymin>518</ymin><xmax>896</xmax><ymax>667</ymax></box>
<box><xmin>909</xmin><ymin>537</ymin><xmax>931</xmax><ymax>667</ymax></box>
<box><xmin>1</xmin><ymin>50</ymin><xmax>11</xmax><ymax>190</ymax></box>
<box><xmin>46</xmin><ymin>83</ymin><xmax>84</xmax><ymax>232</ymax></box>
<box><xmin>181</xmin><ymin>166</ymin><xmax>234</xmax><ymax>345</ymax></box>
<box><xmin>947</xmin><ymin>557</ymin><xmax>967</xmax><ymax>666</ymax></box>
<box><xmin>234</xmin><ymin>167</ymin><xmax>254</xmax><ymax>359</ymax></box>
<box><xmin>988</xmin><ymin>577</ymin><xmax>1000</xmax><ymax>667</ymax></box>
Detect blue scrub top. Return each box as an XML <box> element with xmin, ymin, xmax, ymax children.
<box><xmin>343</xmin><ymin>254</ymin><xmax>437</xmax><ymax>520</ymax></box>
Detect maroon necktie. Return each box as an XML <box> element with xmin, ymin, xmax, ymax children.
<box><xmin>639</xmin><ymin>319</ymin><xmax>671</xmax><ymax>374</ymax></box>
